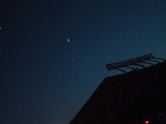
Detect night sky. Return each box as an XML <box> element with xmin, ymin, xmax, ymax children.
<box><xmin>2</xmin><ymin>0</ymin><xmax>166</xmax><ymax>124</ymax></box>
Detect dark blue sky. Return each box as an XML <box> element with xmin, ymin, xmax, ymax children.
<box><xmin>2</xmin><ymin>0</ymin><xmax>166</xmax><ymax>124</ymax></box>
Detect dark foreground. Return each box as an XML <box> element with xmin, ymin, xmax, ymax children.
<box><xmin>70</xmin><ymin>61</ymin><xmax>166</xmax><ymax>124</ymax></box>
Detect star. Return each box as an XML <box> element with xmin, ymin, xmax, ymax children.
<box><xmin>0</xmin><ymin>27</ymin><xmax>2</xmax><ymax>30</ymax></box>
<box><xmin>67</xmin><ymin>38</ymin><xmax>70</xmax><ymax>43</ymax></box>
<box><xmin>72</xmin><ymin>59</ymin><xmax>75</xmax><ymax>63</ymax></box>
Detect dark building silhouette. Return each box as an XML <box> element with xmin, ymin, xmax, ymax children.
<box><xmin>70</xmin><ymin>54</ymin><xmax>166</xmax><ymax>124</ymax></box>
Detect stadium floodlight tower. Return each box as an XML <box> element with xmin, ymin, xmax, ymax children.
<box><xmin>70</xmin><ymin>53</ymin><xmax>166</xmax><ymax>124</ymax></box>
<box><xmin>106</xmin><ymin>53</ymin><xmax>165</xmax><ymax>73</ymax></box>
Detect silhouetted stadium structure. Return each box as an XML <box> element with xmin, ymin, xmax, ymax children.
<box><xmin>70</xmin><ymin>53</ymin><xmax>166</xmax><ymax>124</ymax></box>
